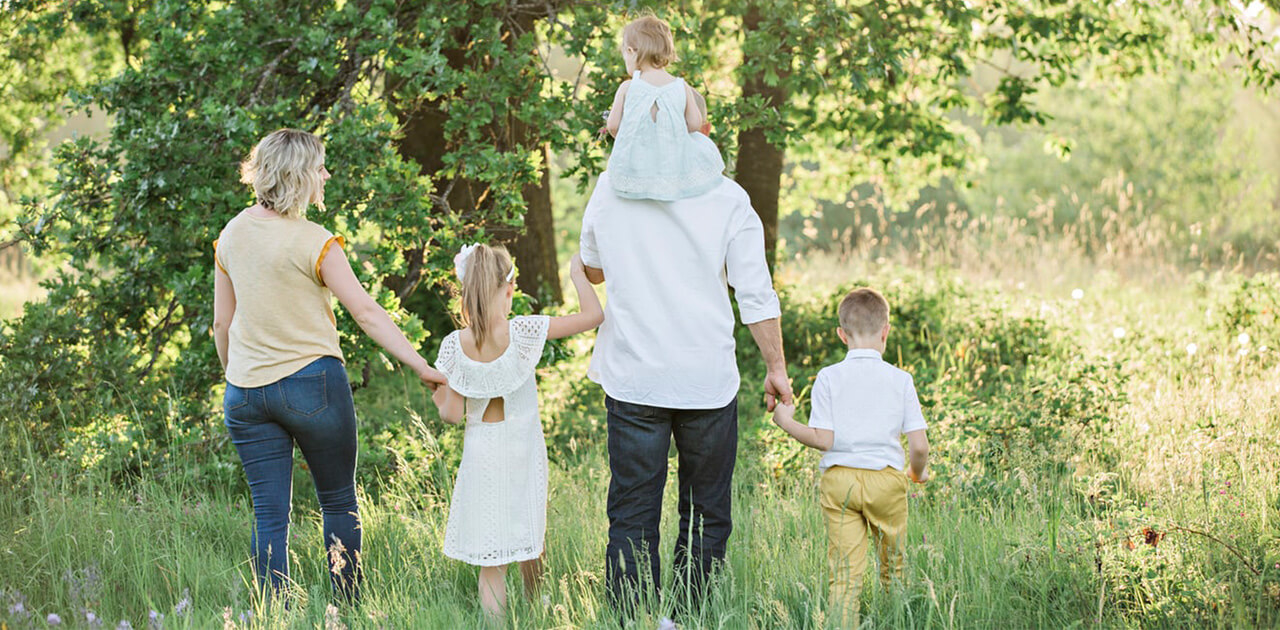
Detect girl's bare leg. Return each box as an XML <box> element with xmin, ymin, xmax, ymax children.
<box><xmin>478</xmin><ymin>564</ymin><xmax>508</xmax><ymax>619</ymax></box>
<box><xmin>518</xmin><ymin>553</ymin><xmax>545</xmax><ymax>597</ymax></box>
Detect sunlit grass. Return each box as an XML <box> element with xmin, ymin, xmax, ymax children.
<box><xmin>3</xmin><ymin>200</ymin><xmax>1280</xmax><ymax>628</ymax></box>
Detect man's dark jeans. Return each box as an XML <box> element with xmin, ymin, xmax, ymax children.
<box><xmin>224</xmin><ymin>356</ymin><xmax>361</xmax><ymax>601</ymax></box>
<box><xmin>605</xmin><ymin>395</ymin><xmax>738</xmax><ymax>612</ymax></box>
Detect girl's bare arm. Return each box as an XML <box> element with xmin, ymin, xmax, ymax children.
<box><xmin>605</xmin><ymin>81</ymin><xmax>630</xmax><ymax>137</ymax></box>
<box><xmin>548</xmin><ymin>253</ymin><xmax>605</xmax><ymax>340</ymax></box>
<box><xmin>432</xmin><ymin>385</ymin><xmax>465</xmax><ymax>425</ymax></box>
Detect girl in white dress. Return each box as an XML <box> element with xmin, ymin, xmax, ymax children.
<box><xmin>431</xmin><ymin>243</ymin><xmax>603</xmax><ymax>619</ymax></box>
<box><xmin>604</xmin><ymin>13</ymin><xmax>725</xmax><ymax>201</ymax></box>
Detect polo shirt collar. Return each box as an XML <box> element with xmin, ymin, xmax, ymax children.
<box><xmin>846</xmin><ymin>348</ymin><xmax>882</xmax><ymax>360</ymax></box>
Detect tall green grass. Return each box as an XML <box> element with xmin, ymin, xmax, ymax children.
<box><xmin>4</xmin><ymin>213</ymin><xmax>1280</xmax><ymax>628</ymax></box>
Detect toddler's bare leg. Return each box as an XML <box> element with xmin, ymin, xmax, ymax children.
<box><xmin>478</xmin><ymin>564</ymin><xmax>508</xmax><ymax>619</ymax></box>
<box><xmin>519</xmin><ymin>553</ymin><xmax>545</xmax><ymax>597</ymax></box>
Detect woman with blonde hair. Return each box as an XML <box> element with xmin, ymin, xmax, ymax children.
<box><xmin>212</xmin><ymin>128</ymin><xmax>446</xmax><ymax>602</ymax></box>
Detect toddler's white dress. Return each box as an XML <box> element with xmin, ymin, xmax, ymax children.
<box><xmin>609</xmin><ymin>71</ymin><xmax>725</xmax><ymax>201</ymax></box>
<box><xmin>435</xmin><ymin>315</ymin><xmax>550</xmax><ymax>566</ymax></box>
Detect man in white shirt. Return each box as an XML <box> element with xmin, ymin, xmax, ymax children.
<box><xmin>579</xmin><ymin>170</ymin><xmax>791</xmax><ymax>611</ymax></box>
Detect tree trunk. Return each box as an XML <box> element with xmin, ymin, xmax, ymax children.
<box><xmin>388</xmin><ymin>8</ymin><xmax>562</xmax><ymax>309</ymax></box>
<box><xmin>503</xmin><ymin>142</ymin><xmax>562</xmax><ymax>308</ymax></box>
<box><xmin>735</xmin><ymin>4</ymin><xmax>790</xmax><ymax>270</ymax></box>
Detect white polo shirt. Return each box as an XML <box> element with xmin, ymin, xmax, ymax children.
<box><xmin>808</xmin><ymin>348</ymin><xmax>928</xmax><ymax>472</ymax></box>
<box><xmin>579</xmin><ymin>172</ymin><xmax>781</xmax><ymax>409</ymax></box>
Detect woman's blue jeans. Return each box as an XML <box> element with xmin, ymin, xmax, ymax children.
<box><xmin>224</xmin><ymin>356</ymin><xmax>361</xmax><ymax>601</ymax></box>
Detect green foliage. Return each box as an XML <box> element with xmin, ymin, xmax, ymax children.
<box><xmin>736</xmin><ymin>274</ymin><xmax>1125</xmax><ymax>495</ymax></box>
<box><xmin>0</xmin><ymin>1</ymin><xmax>123</xmax><ymax>237</ymax></box>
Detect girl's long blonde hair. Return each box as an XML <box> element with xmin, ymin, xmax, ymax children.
<box><xmin>239</xmin><ymin>128</ymin><xmax>326</xmax><ymax>218</ymax></box>
<box><xmin>460</xmin><ymin>244</ymin><xmax>514</xmax><ymax>351</ymax></box>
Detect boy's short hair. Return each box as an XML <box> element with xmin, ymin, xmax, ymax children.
<box><xmin>622</xmin><ymin>14</ymin><xmax>678</xmax><ymax>69</ymax></box>
<box><xmin>838</xmin><ymin>288</ymin><xmax>890</xmax><ymax>337</ymax></box>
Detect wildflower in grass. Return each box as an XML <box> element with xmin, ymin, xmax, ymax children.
<box><xmin>1238</xmin><ymin>332</ymin><xmax>1251</xmax><ymax>345</ymax></box>
<box><xmin>1113</xmin><ymin>327</ymin><xmax>1126</xmax><ymax>339</ymax></box>
<box><xmin>147</xmin><ymin>610</ymin><xmax>164</xmax><ymax>630</ymax></box>
<box><xmin>221</xmin><ymin>607</ymin><xmax>234</xmax><ymax>630</ymax></box>
<box><xmin>657</xmin><ymin>618</ymin><xmax>678</xmax><ymax>630</ymax></box>
<box><xmin>1186</xmin><ymin>343</ymin><xmax>1198</xmax><ymax>356</ymax></box>
<box><xmin>323</xmin><ymin>604</ymin><xmax>347</xmax><ymax>630</ymax></box>
<box><xmin>46</xmin><ymin>613</ymin><xmax>61</xmax><ymax>625</ymax></box>
<box><xmin>84</xmin><ymin>611</ymin><xmax>102</xmax><ymax>629</ymax></box>
<box><xmin>1071</xmin><ymin>289</ymin><xmax>1084</xmax><ymax>300</ymax></box>
<box><xmin>6</xmin><ymin>590</ymin><xmax>30</xmax><ymax>623</ymax></box>
<box><xmin>328</xmin><ymin>535</ymin><xmax>348</xmax><ymax>575</ymax></box>
<box><xmin>238</xmin><ymin>610</ymin><xmax>253</xmax><ymax>625</ymax></box>
<box><xmin>116</xmin><ymin>621</ymin><xmax>133</xmax><ymax>630</ymax></box>
<box><xmin>173</xmin><ymin>589</ymin><xmax>190</xmax><ymax>617</ymax></box>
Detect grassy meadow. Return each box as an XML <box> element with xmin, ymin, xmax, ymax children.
<box><xmin>3</xmin><ymin>191</ymin><xmax>1279</xmax><ymax>630</ymax></box>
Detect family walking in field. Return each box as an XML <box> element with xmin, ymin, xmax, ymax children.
<box><xmin>211</xmin><ymin>14</ymin><xmax>929</xmax><ymax>629</ymax></box>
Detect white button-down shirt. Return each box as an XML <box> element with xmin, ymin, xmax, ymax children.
<box><xmin>579</xmin><ymin>172</ymin><xmax>781</xmax><ymax>409</ymax></box>
<box><xmin>808</xmin><ymin>348</ymin><xmax>928</xmax><ymax>472</ymax></box>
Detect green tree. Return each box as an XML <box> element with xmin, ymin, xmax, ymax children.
<box><xmin>0</xmin><ymin>0</ymin><xmax>582</xmax><ymax>469</ymax></box>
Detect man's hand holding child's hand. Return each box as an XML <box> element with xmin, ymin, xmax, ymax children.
<box><xmin>772</xmin><ymin>402</ymin><xmax>796</xmax><ymax>427</ymax></box>
<box><xmin>907</xmin><ymin>467</ymin><xmax>929</xmax><ymax>484</ymax></box>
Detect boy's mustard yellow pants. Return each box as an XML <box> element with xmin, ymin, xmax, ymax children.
<box><xmin>820</xmin><ymin>465</ymin><xmax>909</xmax><ymax>628</ymax></box>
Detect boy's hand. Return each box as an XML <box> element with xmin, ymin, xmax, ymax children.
<box><xmin>907</xmin><ymin>467</ymin><xmax>929</xmax><ymax>484</ymax></box>
<box><xmin>771</xmin><ymin>402</ymin><xmax>795</xmax><ymax>427</ymax></box>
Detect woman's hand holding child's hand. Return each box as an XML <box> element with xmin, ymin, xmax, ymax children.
<box><xmin>417</xmin><ymin>361</ymin><xmax>447</xmax><ymax>391</ymax></box>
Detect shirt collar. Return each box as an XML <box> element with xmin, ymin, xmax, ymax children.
<box><xmin>845</xmin><ymin>348</ymin><xmax>883</xmax><ymax>360</ymax></box>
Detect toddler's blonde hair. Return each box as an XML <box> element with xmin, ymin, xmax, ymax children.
<box><xmin>240</xmin><ymin>128</ymin><xmax>326</xmax><ymax>219</ymax></box>
<box><xmin>460</xmin><ymin>244</ymin><xmax>515</xmax><ymax>352</ymax></box>
<box><xmin>621</xmin><ymin>14</ymin><xmax>677</xmax><ymax>69</ymax></box>
<box><xmin>838</xmin><ymin>288</ymin><xmax>890</xmax><ymax>338</ymax></box>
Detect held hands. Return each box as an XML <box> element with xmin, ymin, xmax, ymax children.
<box><xmin>907</xmin><ymin>467</ymin><xmax>929</xmax><ymax>484</ymax></box>
<box><xmin>569</xmin><ymin>253</ymin><xmax>586</xmax><ymax>283</ymax></box>
<box><xmin>771</xmin><ymin>402</ymin><xmax>795</xmax><ymax>427</ymax></box>
<box><xmin>762</xmin><ymin>370</ymin><xmax>793</xmax><ymax>412</ymax></box>
<box><xmin>415</xmin><ymin>359</ymin><xmax>447</xmax><ymax>392</ymax></box>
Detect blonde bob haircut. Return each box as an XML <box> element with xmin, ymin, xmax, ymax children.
<box><xmin>240</xmin><ymin>128</ymin><xmax>326</xmax><ymax>219</ymax></box>
<box><xmin>621</xmin><ymin>14</ymin><xmax>678</xmax><ymax>69</ymax></box>
<box><xmin>838</xmin><ymin>287</ymin><xmax>890</xmax><ymax>338</ymax></box>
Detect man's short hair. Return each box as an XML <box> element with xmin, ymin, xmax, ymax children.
<box><xmin>838</xmin><ymin>288</ymin><xmax>890</xmax><ymax>337</ymax></box>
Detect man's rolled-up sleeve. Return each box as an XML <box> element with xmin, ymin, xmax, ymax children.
<box><xmin>579</xmin><ymin>183</ymin><xmax>602</xmax><ymax>269</ymax></box>
<box><xmin>725</xmin><ymin>203</ymin><xmax>780</xmax><ymax>324</ymax></box>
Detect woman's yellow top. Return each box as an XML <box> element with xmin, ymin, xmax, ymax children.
<box><xmin>214</xmin><ymin>211</ymin><xmax>345</xmax><ymax>388</ymax></box>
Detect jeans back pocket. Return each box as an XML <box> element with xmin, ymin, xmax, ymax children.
<box><xmin>281</xmin><ymin>372</ymin><xmax>328</xmax><ymax>417</ymax></box>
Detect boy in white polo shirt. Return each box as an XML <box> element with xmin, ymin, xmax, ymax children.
<box><xmin>772</xmin><ymin>287</ymin><xmax>930</xmax><ymax>627</ymax></box>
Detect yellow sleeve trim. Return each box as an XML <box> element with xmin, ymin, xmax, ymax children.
<box><xmin>213</xmin><ymin>239</ymin><xmax>229</xmax><ymax>275</ymax></box>
<box><xmin>315</xmin><ymin>235</ymin><xmax>346</xmax><ymax>286</ymax></box>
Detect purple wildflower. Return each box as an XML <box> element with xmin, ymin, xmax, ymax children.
<box><xmin>148</xmin><ymin>610</ymin><xmax>165</xmax><ymax>630</ymax></box>
<box><xmin>47</xmin><ymin>613</ymin><xmax>62</xmax><ymax>625</ymax></box>
<box><xmin>173</xmin><ymin>589</ymin><xmax>191</xmax><ymax>617</ymax></box>
<box><xmin>117</xmin><ymin>621</ymin><xmax>134</xmax><ymax>630</ymax></box>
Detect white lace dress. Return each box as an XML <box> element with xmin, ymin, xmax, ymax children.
<box><xmin>435</xmin><ymin>315</ymin><xmax>550</xmax><ymax>566</ymax></box>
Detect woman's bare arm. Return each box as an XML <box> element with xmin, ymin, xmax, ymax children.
<box><xmin>213</xmin><ymin>266</ymin><xmax>236</xmax><ymax>371</ymax></box>
<box><xmin>320</xmin><ymin>241</ymin><xmax>446</xmax><ymax>389</ymax></box>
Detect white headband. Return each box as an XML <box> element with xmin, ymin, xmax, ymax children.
<box><xmin>453</xmin><ymin>243</ymin><xmax>515</xmax><ymax>283</ymax></box>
